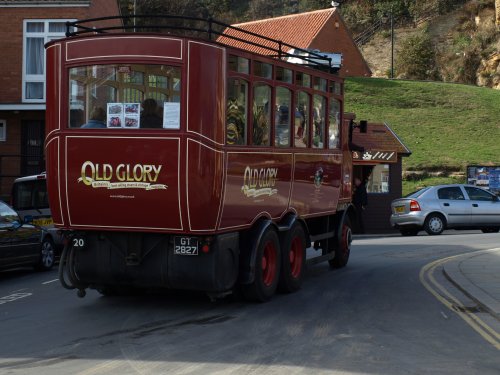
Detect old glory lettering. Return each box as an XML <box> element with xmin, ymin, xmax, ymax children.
<box><xmin>241</xmin><ymin>166</ymin><xmax>278</xmax><ymax>197</ymax></box>
<box><xmin>78</xmin><ymin>162</ymin><xmax>167</xmax><ymax>190</ymax></box>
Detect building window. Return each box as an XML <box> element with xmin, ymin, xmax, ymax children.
<box><xmin>0</xmin><ymin>120</ymin><xmax>6</xmax><ymax>141</ymax></box>
<box><xmin>23</xmin><ymin>20</ymin><xmax>74</xmax><ymax>102</ymax></box>
<box><xmin>367</xmin><ymin>164</ymin><xmax>390</xmax><ymax>193</ymax></box>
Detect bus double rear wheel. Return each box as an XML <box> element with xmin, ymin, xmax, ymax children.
<box><xmin>243</xmin><ymin>228</ymin><xmax>281</xmax><ymax>302</ymax></box>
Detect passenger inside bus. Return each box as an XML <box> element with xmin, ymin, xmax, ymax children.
<box><xmin>140</xmin><ymin>98</ymin><xmax>163</xmax><ymax>128</ymax></box>
<box><xmin>81</xmin><ymin>107</ymin><xmax>106</xmax><ymax>128</ymax></box>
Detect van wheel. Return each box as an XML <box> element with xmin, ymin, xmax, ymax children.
<box><xmin>243</xmin><ymin>228</ymin><xmax>281</xmax><ymax>302</ymax></box>
<box><xmin>36</xmin><ymin>237</ymin><xmax>55</xmax><ymax>271</ymax></box>
<box><xmin>278</xmin><ymin>222</ymin><xmax>306</xmax><ymax>293</ymax></box>
<box><xmin>424</xmin><ymin>214</ymin><xmax>445</xmax><ymax>235</ymax></box>
<box><xmin>329</xmin><ymin>217</ymin><xmax>352</xmax><ymax>269</ymax></box>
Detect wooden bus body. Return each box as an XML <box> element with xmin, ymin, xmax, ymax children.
<box><xmin>45</xmin><ymin>17</ymin><xmax>358</xmax><ymax>301</ymax></box>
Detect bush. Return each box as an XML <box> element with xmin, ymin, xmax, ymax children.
<box><xmin>395</xmin><ymin>31</ymin><xmax>439</xmax><ymax>80</ymax></box>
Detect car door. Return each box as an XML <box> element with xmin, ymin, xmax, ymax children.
<box><xmin>0</xmin><ymin>201</ymin><xmax>40</xmax><ymax>266</ymax></box>
<box><xmin>436</xmin><ymin>186</ymin><xmax>471</xmax><ymax>227</ymax></box>
<box><xmin>464</xmin><ymin>186</ymin><xmax>500</xmax><ymax>225</ymax></box>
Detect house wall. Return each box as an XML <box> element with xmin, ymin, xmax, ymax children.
<box><xmin>311</xmin><ymin>12</ymin><xmax>371</xmax><ymax>77</ymax></box>
<box><xmin>0</xmin><ymin>0</ymin><xmax>121</xmax><ymax>201</ymax></box>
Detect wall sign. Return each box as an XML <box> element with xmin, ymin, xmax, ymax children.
<box><xmin>352</xmin><ymin>150</ymin><xmax>397</xmax><ymax>163</ymax></box>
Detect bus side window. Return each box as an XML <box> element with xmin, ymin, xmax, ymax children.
<box><xmin>275</xmin><ymin>87</ymin><xmax>291</xmax><ymax>147</ymax></box>
<box><xmin>295</xmin><ymin>91</ymin><xmax>309</xmax><ymax>148</ymax></box>
<box><xmin>329</xmin><ymin>98</ymin><xmax>341</xmax><ymax>149</ymax></box>
<box><xmin>252</xmin><ymin>84</ymin><xmax>271</xmax><ymax>146</ymax></box>
<box><xmin>313</xmin><ymin>95</ymin><xmax>326</xmax><ymax>148</ymax></box>
<box><xmin>226</xmin><ymin>78</ymin><xmax>248</xmax><ymax>145</ymax></box>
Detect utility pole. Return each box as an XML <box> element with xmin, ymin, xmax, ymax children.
<box><xmin>390</xmin><ymin>7</ymin><xmax>394</xmax><ymax>79</ymax></box>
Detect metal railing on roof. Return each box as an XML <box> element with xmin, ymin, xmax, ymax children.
<box><xmin>65</xmin><ymin>15</ymin><xmax>341</xmax><ymax>73</ymax></box>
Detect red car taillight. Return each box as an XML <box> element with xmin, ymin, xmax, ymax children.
<box><xmin>409</xmin><ymin>200</ymin><xmax>421</xmax><ymax>211</ymax></box>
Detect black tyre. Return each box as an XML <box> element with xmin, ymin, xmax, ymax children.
<box><xmin>329</xmin><ymin>217</ymin><xmax>352</xmax><ymax>269</ymax></box>
<box><xmin>243</xmin><ymin>228</ymin><xmax>281</xmax><ymax>302</ymax></box>
<box><xmin>481</xmin><ymin>227</ymin><xmax>500</xmax><ymax>233</ymax></box>
<box><xmin>424</xmin><ymin>214</ymin><xmax>445</xmax><ymax>235</ymax></box>
<box><xmin>400</xmin><ymin>228</ymin><xmax>419</xmax><ymax>236</ymax></box>
<box><xmin>36</xmin><ymin>237</ymin><xmax>56</xmax><ymax>271</ymax></box>
<box><xmin>278</xmin><ymin>222</ymin><xmax>306</xmax><ymax>293</ymax></box>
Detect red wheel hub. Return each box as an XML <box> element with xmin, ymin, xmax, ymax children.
<box><xmin>261</xmin><ymin>241</ymin><xmax>277</xmax><ymax>287</ymax></box>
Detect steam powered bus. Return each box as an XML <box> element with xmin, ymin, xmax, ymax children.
<box><xmin>45</xmin><ymin>16</ymin><xmax>362</xmax><ymax>301</ymax></box>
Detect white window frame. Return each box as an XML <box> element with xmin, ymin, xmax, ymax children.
<box><xmin>0</xmin><ymin>120</ymin><xmax>6</xmax><ymax>141</ymax></box>
<box><xmin>22</xmin><ymin>19</ymin><xmax>75</xmax><ymax>103</ymax></box>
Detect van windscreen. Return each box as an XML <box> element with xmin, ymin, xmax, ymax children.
<box><xmin>12</xmin><ymin>179</ymin><xmax>48</xmax><ymax>210</ymax></box>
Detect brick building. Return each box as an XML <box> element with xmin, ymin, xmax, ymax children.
<box><xmin>218</xmin><ymin>7</ymin><xmax>371</xmax><ymax>78</ymax></box>
<box><xmin>0</xmin><ymin>0</ymin><xmax>121</xmax><ymax>200</ymax></box>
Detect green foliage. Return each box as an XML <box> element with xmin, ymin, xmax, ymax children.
<box><xmin>395</xmin><ymin>31</ymin><xmax>438</xmax><ymax>80</ymax></box>
<box><xmin>403</xmin><ymin>176</ymin><xmax>465</xmax><ymax>196</ymax></box>
<box><xmin>344</xmin><ymin>77</ymin><xmax>500</xmax><ymax>173</ymax></box>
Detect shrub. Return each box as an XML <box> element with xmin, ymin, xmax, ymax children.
<box><xmin>395</xmin><ymin>31</ymin><xmax>438</xmax><ymax>80</ymax></box>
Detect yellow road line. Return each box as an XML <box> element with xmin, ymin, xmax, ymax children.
<box><xmin>420</xmin><ymin>250</ymin><xmax>500</xmax><ymax>350</ymax></box>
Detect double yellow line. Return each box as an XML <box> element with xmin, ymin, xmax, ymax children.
<box><xmin>420</xmin><ymin>249</ymin><xmax>500</xmax><ymax>350</ymax></box>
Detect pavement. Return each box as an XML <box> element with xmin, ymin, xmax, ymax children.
<box><xmin>442</xmin><ymin>248</ymin><xmax>500</xmax><ymax>319</ymax></box>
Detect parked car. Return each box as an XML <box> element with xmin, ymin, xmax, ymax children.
<box><xmin>0</xmin><ymin>200</ymin><xmax>55</xmax><ymax>271</ymax></box>
<box><xmin>11</xmin><ymin>172</ymin><xmax>63</xmax><ymax>253</ymax></box>
<box><xmin>390</xmin><ymin>184</ymin><xmax>500</xmax><ymax>236</ymax></box>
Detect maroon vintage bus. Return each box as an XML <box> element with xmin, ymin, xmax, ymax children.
<box><xmin>45</xmin><ymin>16</ymin><xmax>361</xmax><ymax>302</ymax></box>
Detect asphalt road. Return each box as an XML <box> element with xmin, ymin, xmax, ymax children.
<box><xmin>0</xmin><ymin>231</ymin><xmax>499</xmax><ymax>374</ymax></box>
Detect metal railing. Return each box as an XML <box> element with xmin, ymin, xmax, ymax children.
<box><xmin>65</xmin><ymin>15</ymin><xmax>340</xmax><ymax>73</ymax></box>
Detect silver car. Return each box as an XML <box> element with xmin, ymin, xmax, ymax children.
<box><xmin>390</xmin><ymin>184</ymin><xmax>500</xmax><ymax>235</ymax></box>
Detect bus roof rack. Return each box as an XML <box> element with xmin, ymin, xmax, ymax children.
<box><xmin>65</xmin><ymin>15</ymin><xmax>342</xmax><ymax>74</ymax></box>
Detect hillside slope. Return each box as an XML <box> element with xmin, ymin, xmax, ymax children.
<box><xmin>344</xmin><ymin>77</ymin><xmax>500</xmax><ymax>174</ymax></box>
<box><xmin>358</xmin><ymin>2</ymin><xmax>499</xmax><ymax>88</ymax></box>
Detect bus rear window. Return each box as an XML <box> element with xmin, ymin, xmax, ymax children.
<box><xmin>69</xmin><ymin>64</ymin><xmax>181</xmax><ymax>129</ymax></box>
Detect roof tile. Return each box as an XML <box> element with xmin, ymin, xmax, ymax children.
<box><xmin>217</xmin><ymin>8</ymin><xmax>336</xmax><ymax>56</ymax></box>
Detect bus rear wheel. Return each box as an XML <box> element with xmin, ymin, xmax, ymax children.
<box><xmin>278</xmin><ymin>222</ymin><xmax>306</xmax><ymax>293</ymax></box>
<box><xmin>243</xmin><ymin>228</ymin><xmax>281</xmax><ymax>302</ymax></box>
<box><xmin>329</xmin><ymin>217</ymin><xmax>352</xmax><ymax>269</ymax></box>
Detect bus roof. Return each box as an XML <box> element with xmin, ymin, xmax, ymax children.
<box><xmin>64</xmin><ymin>15</ymin><xmax>342</xmax><ymax>74</ymax></box>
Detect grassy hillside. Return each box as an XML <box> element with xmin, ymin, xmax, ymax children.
<box><xmin>344</xmin><ymin>77</ymin><xmax>500</xmax><ymax>173</ymax></box>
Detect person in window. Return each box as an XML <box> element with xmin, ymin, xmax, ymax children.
<box><xmin>81</xmin><ymin>107</ymin><xmax>106</xmax><ymax>128</ymax></box>
<box><xmin>140</xmin><ymin>98</ymin><xmax>163</xmax><ymax>128</ymax></box>
<box><xmin>353</xmin><ymin>177</ymin><xmax>368</xmax><ymax>234</ymax></box>
<box><xmin>296</xmin><ymin>104</ymin><xmax>306</xmax><ymax>138</ymax></box>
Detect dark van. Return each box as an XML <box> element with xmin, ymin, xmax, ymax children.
<box><xmin>11</xmin><ymin>173</ymin><xmax>63</xmax><ymax>252</ymax></box>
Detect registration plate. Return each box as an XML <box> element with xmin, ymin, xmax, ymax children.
<box><xmin>33</xmin><ymin>217</ymin><xmax>54</xmax><ymax>227</ymax></box>
<box><xmin>395</xmin><ymin>206</ymin><xmax>405</xmax><ymax>214</ymax></box>
<box><xmin>174</xmin><ymin>237</ymin><xmax>199</xmax><ymax>255</ymax></box>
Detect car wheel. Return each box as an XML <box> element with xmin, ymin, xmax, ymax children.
<box><xmin>400</xmin><ymin>228</ymin><xmax>419</xmax><ymax>236</ymax></box>
<box><xmin>424</xmin><ymin>214</ymin><xmax>445</xmax><ymax>235</ymax></box>
<box><xmin>481</xmin><ymin>227</ymin><xmax>500</xmax><ymax>233</ymax></box>
<box><xmin>36</xmin><ymin>237</ymin><xmax>56</xmax><ymax>271</ymax></box>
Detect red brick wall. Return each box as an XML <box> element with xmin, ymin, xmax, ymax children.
<box><xmin>0</xmin><ymin>0</ymin><xmax>120</xmax><ymax>103</ymax></box>
<box><xmin>311</xmin><ymin>13</ymin><xmax>371</xmax><ymax>77</ymax></box>
<box><xmin>0</xmin><ymin>1</ymin><xmax>120</xmax><ymax>199</ymax></box>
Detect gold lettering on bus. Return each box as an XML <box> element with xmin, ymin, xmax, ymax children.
<box><xmin>241</xmin><ymin>166</ymin><xmax>278</xmax><ymax>197</ymax></box>
<box><xmin>78</xmin><ymin>161</ymin><xmax>166</xmax><ymax>191</ymax></box>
